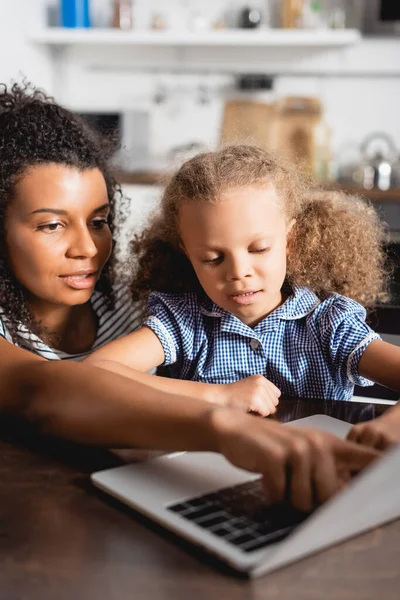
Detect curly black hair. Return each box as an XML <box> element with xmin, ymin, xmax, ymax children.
<box><xmin>0</xmin><ymin>82</ymin><xmax>122</xmax><ymax>344</ymax></box>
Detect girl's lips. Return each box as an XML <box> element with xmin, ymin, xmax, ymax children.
<box><xmin>59</xmin><ymin>273</ymin><xmax>97</xmax><ymax>290</ymax></box>
<box><xmin>229</xmin><ymin>291</ymin><xmax>262</xmax><ymax>305</ymax></box>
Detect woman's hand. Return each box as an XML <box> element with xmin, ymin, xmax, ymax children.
<box><xmin>214</xmin><ymin>375</ymin><xmax>280</xmax><ymax>417</ymax></box>
<box><xmin>347</xmin><ymin>404</ymin><xmax>400</xmax><ymax>450</ymax></box>
<box><xmin>210</xmin><ymin>408</ymin><xmax>380</xmax><ymax>512</ymax></box>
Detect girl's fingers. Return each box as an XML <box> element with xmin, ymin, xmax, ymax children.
<box><xmin>263</xmin><ymin>385</ymin><xmax>279</xmax><ymax>409</ymax></box>
<box><xmin>249</xmin><ymin>390</ymin><xmax>277</xmax><ymax>416</ymax></box>
<box><xmin>266</xmin><ymin>391</ymin><xmax>278</xmax><ymax>413</ymax></box>
<box><xmin>348</xmin><ymin>417</ymin><xmax>400</xmax><ymax>446</ymax></box>
<box><xmin>252</xmin><ymin>399</ymin><xmax>275</xmax><ymax>417</ymax></box>
<box><xmin>271</xmin><ymin>393</ymin><xmax>280</xmax><ymax>406</ymax></box>
<box><xmin>248</xmin><ymin>400</ymin><xmax>268</xmax><ymax>416</ymax></box>
<box><xmin>266</xmin><ymin>380</ymin><xmax>281</xmax><ymax>398</ymax></box>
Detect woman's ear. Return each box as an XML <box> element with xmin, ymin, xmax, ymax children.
<box><xmin>178</xmin><ymin>239</ymin><xmax>187</xmax><ymax>255</ymax></box>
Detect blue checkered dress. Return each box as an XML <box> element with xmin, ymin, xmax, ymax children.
<box><xmin>144</xmin><ymin>287</ymin><xmax>380</xmax><ymax>401</ymax></box>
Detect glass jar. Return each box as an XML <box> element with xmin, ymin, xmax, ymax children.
<box><xmin>113</xmin><ymin>0</ymin><xmax>133</xmax><ymax>30</ymax></box>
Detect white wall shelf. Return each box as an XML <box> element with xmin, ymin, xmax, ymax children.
<box><xmin>31</xmin><ymin>28</ymin><xmax>361</xmax><ymax>48</ymax></box>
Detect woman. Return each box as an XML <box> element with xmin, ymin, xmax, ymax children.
<box><xmin>0</xmin><ymin>83</ymin><xmax>381</xmax><ymax>512</ymax></box>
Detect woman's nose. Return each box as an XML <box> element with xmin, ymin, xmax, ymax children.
<box><xmin>67</xmin><ymin>227</ymin><xmax>98</xmax><ymax>259</ymax></box>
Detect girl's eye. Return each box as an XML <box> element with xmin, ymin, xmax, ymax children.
<box><xmin>37</xmin><ymin>222</ymin><xmax>63</xmax><ymax>233</ymax></box>
<box><xmin>91</xmin><ymin>218</ymin><xmax>109</xmax><ymax>229</ymax></box>
<box><xmin>202</xmin><ymin>255</ymin><xmax>223</xmax><ymax>265</ymax></box>
<box><xmin>250</xmin><ymin>247</ymin><xmax>269</xmax><ymax>254</ymax></box>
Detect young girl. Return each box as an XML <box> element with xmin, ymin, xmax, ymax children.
<box><xmin>86</xmin><ymin>144</ymin><xmax>400</xmax><ymax>411</ymax></box>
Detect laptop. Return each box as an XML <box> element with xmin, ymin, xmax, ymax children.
<box><xmin>91</xmin><ymin>415</ymin><xmax>400</xmax><ymax>577</ymax></box>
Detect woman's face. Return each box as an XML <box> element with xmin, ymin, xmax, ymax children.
<box><xmin>4</xmin><ymin>164</ymin><xmax>112</xmax><ymax>309</ymax></box>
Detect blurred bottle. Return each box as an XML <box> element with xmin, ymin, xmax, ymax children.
<box><xmin>151</xmin><ymin>13</ymin><xmax>168</xmax><ymax>30</ymax></box>
<box><xmin>360</xmin><ymin>133</ymin><xmax>397</xmax><ymax>191</ymax></box>
<box><xmin>113</xmin><ymin>0</ymin><xmax>133</xmax><ymax>30</ymax></box>
<box><xmin>300</xmin><ymin>1</ymin><xmax>326</xmax><ymax>29</ymax></box>
<box><xmin>60</xmin><ymin>0</ymin><xmax>90</xmax><ymax>28</ymax></box>
<box><xmin>91</xmin><ymin>0</ymin><xmax>113</xmax><ymax>28</ymax></box>
<box><xmin>282</xmin><ymin>0</ymin><xmax>303</xmax><ymax>28</ymax></box>
<box><xmin>270</xmin><ymin>97</ymin><xmax>331</xmax><ymax>179</ymax></box>
<box><xmin>328</xmin><ymin>5</ymin><xmax>346</xmax><ymax>29</ymax></box>
<box><xmin>313</xmin><ymin>119</ymin><xmax>332</xmax><ymax>181</ymax></box>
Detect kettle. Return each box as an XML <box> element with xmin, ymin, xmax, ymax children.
<box><xmin>360</xmin><ymin>132</ymin><xmax>397</xmax><ymax>191</ymax></box>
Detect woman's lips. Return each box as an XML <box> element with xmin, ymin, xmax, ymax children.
<box><xmin>59</xmin><ymin>272</ymin><xmax>97</xmax><ymax>290</ymax></box>
<box><xmin>229</xmin><ymin>291</ymin><xmax>262</xmax><ymax>305</ymax></box>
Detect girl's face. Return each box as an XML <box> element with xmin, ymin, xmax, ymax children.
<box><xmin>4</xmin><ymin>164</ymin><xmax>112</xmax><ymax>310</ymax></box>
<box><xmin>179</xmin><ymin>184</ymin><xmax>291</xmax><ymax>327</ymax></box>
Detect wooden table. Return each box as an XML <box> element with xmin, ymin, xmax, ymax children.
<box><xmin>1</xmin><ymin>398</ymin><xmax>400</xmax><ymax>600</ymax></box>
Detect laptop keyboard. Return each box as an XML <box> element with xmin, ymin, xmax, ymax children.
<box><xmin>168</xmin><ymin>479</ymin><xmax>309</xmax><ymax>553</ymax></box>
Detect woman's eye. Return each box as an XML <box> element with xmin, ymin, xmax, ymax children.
<box><xmin>37</xmin><ymin>222</ymin><xmax>63</xmax><ymax>233</ymax></box>
<box><xmin>91</xmin><ymin>218</ymin><xmax>109</xmax><ymax>229</ymax></box>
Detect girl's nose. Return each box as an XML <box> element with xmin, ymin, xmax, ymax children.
<box><xmin>226</xmin><ymin>255</ymin><xmax>252</xmax><ymax>281</ymax></box>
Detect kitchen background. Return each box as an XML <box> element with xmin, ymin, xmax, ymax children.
<box><xmin>2</xmin><ymin>1</ymin><xmax>400</xmax><ymax>246</ymax></box>
<box><xmin>2</xmin><ymin>0</ymin><xmax>400</xmax><ymax>397</ymax></box>
<box><xmin>2</xmin><ymin>1</ymin><xmax>400</xmax><ymax>181</ymax></box>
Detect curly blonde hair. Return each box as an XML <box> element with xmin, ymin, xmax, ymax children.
<box><xmin>131</xmin><ymin>145</ymin><xmax>389</xmax><ymax>310</ymax></box>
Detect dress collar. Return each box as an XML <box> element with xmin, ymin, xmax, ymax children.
<box><xmin>199</xmin><ymin>287</ymin><xmax>321</xmax><ymax>336</ymax></box>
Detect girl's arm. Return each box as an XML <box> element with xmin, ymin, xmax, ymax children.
<box><xmin>85</xmin><ymin>326</ymin><xmax>166</xmax><ymax>373</ymax></box>
<box><xmin>85</xmin><ymin>326</ymin><xmax>281</xmax><ymax>416</ymax></box>
<box><xmin>358</xmin><ymin>339</ymin><xmax>400</xmax><ymax>392</ymax></box>
<box><xmin>0</xmin><ymin>337</ymin><xmax>379</xmax><ymax>512</ymax></box>
<box><xmin>347</xmin><ymin>403</ymin><xmax>400</xmax><ymax>449</ymax></box>
<box><xmin>347</xmin><ymin>339</ymin><xmax>400</xmax><ymax>448</ymax></box>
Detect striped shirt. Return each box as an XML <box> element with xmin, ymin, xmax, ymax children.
<box><xmin>145</xmin><ymin>286</ymin><xmax>381</xmax><ymax>401</ymax></box>
<box><xmin>0</xmin><ymin>285</ymin><xmax>140</xmax><ymax>361</ymax></box>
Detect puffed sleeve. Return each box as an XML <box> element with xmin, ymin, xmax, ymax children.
<box><xmin>310</xmin><ymin>295</ymin><xmax>381</xmax><ymax>388</ymax></box>
<box><xmin>144</xmin><ymin>292</ymin><xmax>198</xmax><ymax>367</ymax></box>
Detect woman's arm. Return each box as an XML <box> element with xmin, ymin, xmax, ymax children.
<box><xmin>0</xmin><ymin>337</ymin><xmax>379</xmax><ymax>512</ymax></box>
<box><xmin>85</xmin><ymin>326</ymin><xmax>281</xmax><ymax>416</ymax></box>
<box><xmin>1</xmin><ymin>337</ymin><xmax>261</xmax><ymax>450</ymax></box>
<box><xmin>1</xmin><ymin>337</ymin><xmax>210</xmax><ymax>448</ymax></box>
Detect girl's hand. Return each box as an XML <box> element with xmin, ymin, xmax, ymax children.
<box><xmin>215</xmin><ymin>375</ymin><xmax>280</xmax><ymax>417</ymax></box>
<box><xmin>211</xmin><ymin>408</ymin><xmax>381</xmax><ymax>512</ymax></box>
<box><xmin>347</xmin><ymin>405</ymin><xmax>400</xmax><ymax>450</ymax></box>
